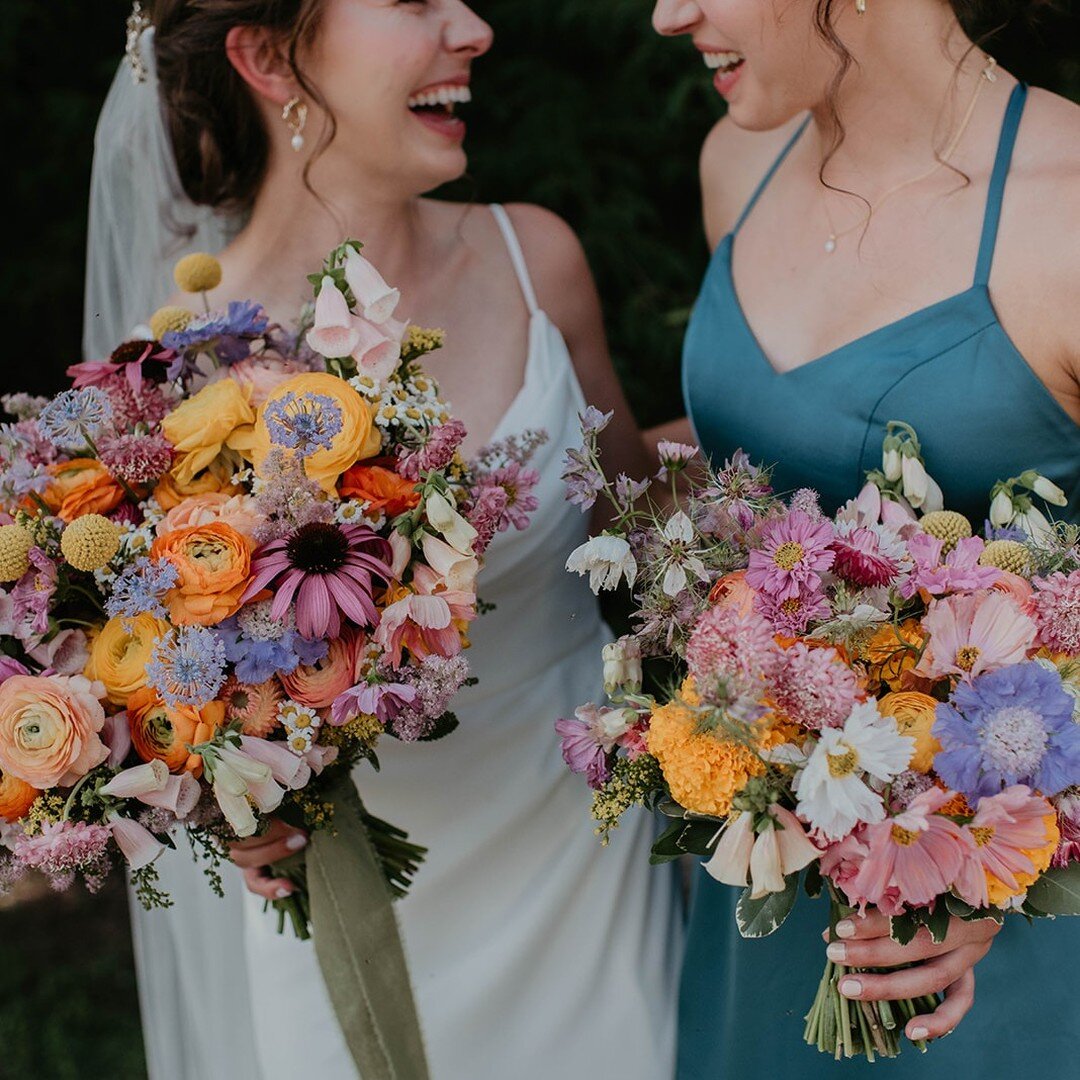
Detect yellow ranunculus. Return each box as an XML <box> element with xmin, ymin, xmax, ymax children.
<box><xmin>246</xmin><ymin>373</ymin><xmax>382</xmax><ymax>494</ymax></box>
<box><xmin>878</xmin><ymin>691</ymin><xmax>940</xmax><ymax>774</ymax></box>
<box><xmin>161</xmin><ymin>379</ymin><xmax>256</xmax><ymax>487</ymax></box>
<box><xmin>86</xmin><ymin>613</ymin><xmax>171</xmax><ymax>707</ymax></box>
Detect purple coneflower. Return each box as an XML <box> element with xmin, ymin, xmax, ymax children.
<box><xmin>242</xmin><ymin>521</ymin><xmax>393</xmax><ymax>640</ymax></box>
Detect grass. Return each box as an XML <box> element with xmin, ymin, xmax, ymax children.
<box><xmin>0</xmin><ymin>876</ymin><xmax>146</xmax><ymax>1080</ymax></box>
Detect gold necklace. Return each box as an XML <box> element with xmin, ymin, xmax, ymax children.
<box><xmin>822</xmin><ymin>55</ymin><xmax>997</xmax><ymax>255</ymax></box>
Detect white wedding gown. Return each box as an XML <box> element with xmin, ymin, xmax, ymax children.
<box><xmin>131</xmin><ymin>206</ymin><xmax>682</xmax><ymax>1080</ymax></box>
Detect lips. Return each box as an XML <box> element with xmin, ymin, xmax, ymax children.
<box><xmin>406</xmin><ymin>82</ymin><xmax>472</xmax><ymax>141</ymax></box>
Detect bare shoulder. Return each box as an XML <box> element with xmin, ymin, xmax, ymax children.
<box><xmin>699</xmin><ymin>113</ymin><xmax>807</xmax><ymax>246</ymax></box>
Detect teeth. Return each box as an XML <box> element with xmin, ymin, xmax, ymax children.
<box><xmin>703</xmin><ymin>51</ymin><xmax>743</xmax><ymax>72</ymax></box>
<box><xmin>407</xmin><ymin>85</ymin><xmax>473</xmax><ymax>109</ymax></box>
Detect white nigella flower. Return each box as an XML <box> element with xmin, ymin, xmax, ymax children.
<box><xmin>659</xmin><ymin>511</ymin><xmax>709</xmax><ymax>598</ymax></box>
<box><xmin>793</xmin><ymin>700</ymin><xmax>914</xmax><ymax>841</ymax></box>
<box><xmin>566</xmin><ymin>534</ymin><xmax>638</xmax><ymax>594</ymax></box>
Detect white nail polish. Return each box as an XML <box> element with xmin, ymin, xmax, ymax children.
<box><xmin>839</xmin><ymin>978</ymin><xmax>862</xmax><ymax>997</ymax></box>
<box><xmin>275</xmin><ymin>887</ymin><xmax>291</xmax><ymax>899</ymax></box>
<box><xmin>835</xmin><ymin>920</ymin><xmax>856</xmax><ymax>939</ymax></box>
<box><xmin>826</xmin><ymin>942</ymin><xmax>846</xmax><ymax>962</ymax></box>
<box><xmin>286</xmin><ymin>833</ymin><xmax>308</xmax><ymax>851</ymax></box>
<box><xmin>909</xmin><ymin>1026</ymin><xmax>929</xmax><ymax>1041</ymax></box>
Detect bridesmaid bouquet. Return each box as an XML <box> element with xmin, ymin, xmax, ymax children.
<box><xmin>0</xmin><ymin>242</ymin><xmax>540</xmax><ymax>1079</ymax></box>
<box><xmin>558</xmin><ymin>410</ymin><xmax>1080</xmax><ymax>1060</ymax></box>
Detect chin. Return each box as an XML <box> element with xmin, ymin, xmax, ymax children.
<box><xmin>726</xmin><ymin>93</ymin><xmax>806</xmax><ymax>134</ymax></box>
<box><xmin>411</xmin><ymin>148</ymin><xmax>469</xmax><ymax>194</ymax></box>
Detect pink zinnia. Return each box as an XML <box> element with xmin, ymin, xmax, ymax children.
<box><xmin>686</xmin><ymin>604</ymin><xmax>781</xmax><ymax>687</ymax></box>
<box><xmin>915</xmin><ymin>590</ymin><xmax>1037</xmax><ymax>681</ymax></box>
<box><xmin>746</xmin><ymin>511</ymin><xmax>835</xmax><ymax>600</ymax></box>
<box><xmin>953</xmin><ymin>785</ymin><xmax>1058</xmax><ymax>907</ymax></box>
<box><xmin>769</xmin><ymin>642</ymin><xmax>861</xmax><ymax>730</ymax></box>
<box><xmin>903</xmin><ymin>534</ymin><xmax>1001</xmax><ymax>598</ymax></box>
<box><xmin>753</xmin><ymin>582</ymin><xmax>832</xmax><ymax>637</ymax></box>
<box><xmin>242</xmin><ymin>522</ymin><xmax>393</xmax><ymax>640</ymax></box>
<box><xmin>1030</xmin><ymin>569</ymin><xmax>1080</xmax><ymax>655</ymax></box>
<box><xmin>852</xmin><ymin>787</ymin><xmax>968</xmax><ymax>908</ymax></box>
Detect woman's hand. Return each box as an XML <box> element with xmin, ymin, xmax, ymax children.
<box><xmin>229</xmin><ymin>817</ymin><xmax>308</xmax><ymax>901</ymax></box>
<box><xmin>822</xmin><ymin>910</ymin><xmax>1001</xmax><ymax>1042</ymax></box>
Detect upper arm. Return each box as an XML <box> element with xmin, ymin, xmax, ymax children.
<box><xmin>503</xmin><ymin>203</ymin><xmax>653</xmax><ymax>486</ymax></box>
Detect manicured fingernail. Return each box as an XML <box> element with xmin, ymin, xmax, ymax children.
<box><xmin>286</xmin><ymin>833</ymin><xmax>308</xmax><ymax>851</ymax></box>
<box><xmin>909</xmin><ymin>1026</ymin><xmax>929</xmax><ymax>1041</ymax></box>
<box><xmin>835</xmin><ymin>920</ymin><xmax>856</xmax><ymax>938</ymax></box>
<box><xmin>275</xmin><ymin>887</ymin><xmax>292</xmax><ymax>899</ymax></box>
<box><xmin>826</xmin><ymin>942</ymin><xmax>847</xmax><ymax>962</ymax></box>
<box><xmin>839</xmin><ymin>979</ymin><xmax>862</xmax><ymax>998</ymax></box>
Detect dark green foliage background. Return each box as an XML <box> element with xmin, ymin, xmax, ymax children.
<box><xmin>0</xmin><ymin>2</ymin><xmax>1077</xmax><ymax>1076</ymax></box>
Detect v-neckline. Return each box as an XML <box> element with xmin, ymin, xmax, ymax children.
<box><xmin>718</xmin><ymin>233</ymin><xmax>996</xmax><ymax>378</ymax></box>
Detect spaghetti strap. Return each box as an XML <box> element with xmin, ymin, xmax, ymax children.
<box><xmin>973</xmin><ymin>82</ymin><xmax>1028</xmax><ymax>287</ymax></box>
<box><xmin>732</xmin><ymin>116</ymin><xmax>812</xmax><ymax>235</ymax></box>
<box><xmin>490</xmin><ymin>204</ymin><xmax>539</xmax><ymax>316</ymax></box>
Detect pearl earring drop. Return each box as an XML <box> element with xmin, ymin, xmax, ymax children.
<box><xmin>282</xmin><ymin>97</ymin><xmax>308</xmax><ymax>153</ymax></box>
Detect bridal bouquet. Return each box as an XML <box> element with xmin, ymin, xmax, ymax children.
<box><xmin>558</xmin><ymin>411</ymin><xmax>1080</xmax><ymax>1060</ymax></box>
<box><xmin>0</xmin><ymin>241</ymin><xmax>539</xmax><ymax>1079</ymax></box>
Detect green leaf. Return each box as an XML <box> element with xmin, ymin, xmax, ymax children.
<box><xmin>1024</xmin><ymin>864</ymin><xmax>1080</xmax><ymax>916</ymax></box>
<box><xmin>735</xmin><ymin>875</ymin><xmax>799</xmax><ymax>939</ymax></box>
<box><xmin>889</xmin><ymin>912</ymin><xmax>919</xmax><ymax>945</ymax></box>
<box><xmin>417</xmin><ymin>711</ymin><xmax>459</xmax><ymax>742</ymax></box>
<box><xmin>649</xmin><ymin>820</ymin><xmax>687</xmax><ymax>863</ymax></box>
<box><xmin>803</xmin><ymin>861</ymin><xmax>823</xmax><ymax>899</ymax></box>
<box><xmin>944</xmin><ymin>893</ymin><xmax>975</xmax><ymax>918</ymax></box>
<box><xmin>926</xmin><ymin>901</ymin><xmax>951</xmax><ymax>944</ymax></box>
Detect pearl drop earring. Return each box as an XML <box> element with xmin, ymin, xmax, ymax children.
<box><xmin>282</xmin><ymin>97</ymin><xmax>308</xmax><ymax>152</ymax></box>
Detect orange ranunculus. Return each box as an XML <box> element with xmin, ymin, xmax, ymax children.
<box><xmin>42</xmin><ymin>459</ymin><xmax>124</xmax><ymax>523</ymax></box>
<box><xmin>154</xmin><ymin>463</ymin><xmax>243</xmax><ymax>511</ymax></box>
<box><xmin>127</xmin><ymin>686</ymin><xmax>224</xmax><ymax>777</ymax></box>
<box><xmin>0</xmin><ymin>770</ymin><xmax>39</xmax><ymax>821</ymax></box>
<box><xmin>0</xmin><ymin>675</ymin><xmax>108</xmax><ymax>788</ymax></box>
<box><xmin>339</xmin><ymin>464</ymin><xmax>421</xmax><ymax>517</ymax></box>
<box><xmin>156</xmin><ymin>492</ymin><xmax>263</xmax><ymax>540</ymax></box>
<box><xmin>707</xmin><ymin>570</ymin><xmax>756</xmax><ymax>617</ymax></box>
<box><xmin>878</xmin><ymin>691</ymin><xmax>940</xmax><ymax>773</ymax></box>
<box><xmin>280</xmin><ymin>629</ymin><xmax>364</xmax><ymax>709</ymax></box>
<box><xmin>865</xmin><ymin>619</ymin><xmax>925</xmax><ymax>691</ymax></box>
<box><xmin>86</xmin><ymin>613</ymin><xmax>171</xmax><ymax>707</ymax></box>
<box><xmin>150</xmin><ymin>522</ymin><xmax>253</xmax><ymax>626</ymax></box>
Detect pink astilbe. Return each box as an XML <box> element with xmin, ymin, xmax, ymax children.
<box><xmin>1030</xmin><ymin>570</ymin><xmax>1080</xmax><ymax>655</ymax></box>
<box><xmin>915</xmin><ymin>590</ymin><xmax>1037</xmax><ymax>681</ymax></box>
<box><xmin>746</xmin><ymin>511</ymin><xmax>835</xmax><ymax>600</ymax></box>
<box><xmin>770</xmin><ymin>642</ymin><xmax>862</xmax><ymax>731</ymax></box>
<box><xmin>852</xmin><ymin>787</ymin><xmax>968</xmax><ymax>908</ymax></box>
<box><xmin>953</xmin><ymin>785</ymin><xmax>1059</xmax><ymax>907</ymax></box>
<box><xmin>13</xmin><ymin>820</ymin><xmax>112</xmax><ymax>891</ymax></box>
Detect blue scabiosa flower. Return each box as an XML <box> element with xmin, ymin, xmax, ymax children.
<box><xmin>146</xmin><ymin>626</ymin><xmax>227</xmax><ymax>708</ymax></box>
<box><xmin>214</xmin><ymin>601</ymin><xmax>328</xmax><ymax>684</ymax></box>
<box><xmin>162</xmin><ymin>300</ymin><xmax>269</xmax><ymax>364</ymax></box>
<box><xmin>934</xmin><ymin>661</ymin><xmax>1080</xmax><ymax>798</ymax></box>
<box><xmin>264</xmin><ymin>392</ymin><xmax>343</xmax><ymax>458</ymax></box>
<box><xmin>106</xmin><ymin>557</ymin><xmax>180</xmax><ymax>619</ymax></box>
<box><xmin>37</xmin><ymin>388</ymin><xmax>113</xmax><ymax>449</ymax></box>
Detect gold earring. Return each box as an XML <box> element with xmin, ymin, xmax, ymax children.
<box><xmin>282</xmin><ymin>97</ymin><xmax>308</xmax><ymax>152</ymax></box>
<box><xmin>856</xmin><ymin>0</ymin><xmax>867</xmax><ymax>12</ymax></box>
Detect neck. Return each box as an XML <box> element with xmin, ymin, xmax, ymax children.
<box><xmin>808</xmin><ymin>3</ymin><xmax>992</xmax><ymax>187</ymax></box>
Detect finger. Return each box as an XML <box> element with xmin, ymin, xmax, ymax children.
<box><xmin>833</xmin><ymin>909</ymin><xmax>891</xmax><ymax>940</ymax></box>
<box><xmin>243</xmin><ymin>867</ymin><xmax>296</xmax><ymax>901</ymax></box>
<box><xmin>229</xmin><ymin>832</ymin><xmax>307</xmax><ymax>868</ymax></box>
<box><xmin>839</xmin><ymin>942</ymin><xmax>991</xmax><ymax>1001</ymax></box>
<box><xmin>906</xmin><ymin>969</ymin><xmax>975</xmax><ymax>1042</ymax></box>
<box><xmin>827</xmin><ymin>919</ymin><xmax>996</xmax><ymax>968</ymax></box>
<box><xmin>230</xmin><ymin>818</ymin><xmax>302</xmax><ymax>849</ymax></box>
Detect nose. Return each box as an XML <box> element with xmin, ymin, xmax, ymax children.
<box><xmin>652</xmin><ymin>0</ymin><xmax>701</xmax><ymax>36</ymax></box>
<box><xmin>446</xmin><ymin>1</ymin><xmax>495</xmax><ymax>58</ymax></box>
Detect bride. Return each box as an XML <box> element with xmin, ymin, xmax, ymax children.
<box><xmin>84</xmin><ymin>2</ymin><xmax>681</xmax><ymax>1078</ymax></box>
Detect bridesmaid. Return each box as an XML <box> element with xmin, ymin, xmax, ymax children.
<box><xmin>650</xmin><ymin>0</ymin><xmax>1080</xmax><ymax>1075</ymax></box>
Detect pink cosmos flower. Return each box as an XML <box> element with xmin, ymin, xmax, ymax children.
<box><xmin>746</xmin><ymin>511</ymin><xmax>835</xmax><ymax>600</ymax></box>
<box><xmin>903</xmin><ymin>534</ymin><xmax>1001</xmax><ymax>598</ymax></box>
<box><xmin>753</xmin><ymin>582</ymin><xmax>832</xmax><ymax>637</ymax></box>
<box><xmin>555</xmin><ymin>714</ymin><xmax>610</xmax><ymax>789</ymax></box>
<box><xmin>374</xmin><ymin>565</ymin><xmax>474</xmax><ymax>668</ymax></box>
<box><xmin>330</xmin><ymin>680</ymin><xmax>418</xmax><ymax>726</ymax></box>
<box><xmin>1030</xmin><ymin>569</ymin><xmax>1080</xmax><ymax>655</ymax></box>
<box><xmin>242</xmin><ymin>522</ymin><xmax>393</xmax><ymax>640</ymax></box>
<box><xmin>953</xmin><ymin>785</ymin><xmax>1058</xmax><ymax>908</ymax></box>
<box><xmin>915</xmin><ymin>590</ymin><xmax>1037</xmax><ymax>681</ymax></box>
<box><xmin>852</xmin><ymin>787</ymin><xmax>968</xmax><ymax>908</ymax></box>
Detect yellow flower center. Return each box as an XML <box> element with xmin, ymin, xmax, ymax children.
<box><xmin>970</xmin><ymin>825</ymin><xmax>996</xmax><ymax>848</ymax></box>
<box><xmin>780</xmin><ymin>597</ymin><xmax>802</xmax><ymax>615</ymax></box>
<box><xmin>827</xmin><ymin>746</ymin><xmax>859</xmax><ymax>778</ymax></box>
<box><xmin>15</xmin><ymin>707</ymin><xmax>62</xmax><ymax>752</ymax></box>
<box><xmin>955</xmin><ymin>645</ymin><xmax>982</xmax><ymax>671</ymax></box>
<box><xmin>891</xmin><ymin>825</ymin><xmax>920</xmax><ymax>847</ymax></box>
<box><xmin>187</xmin><ymin>537</ymin><xmax>232</xmax><ymax>573</ymax></box>
<box><xmin>773</xmin><ymin>541</ymin><xmax>805</xmax><ymax>571</ymax></box>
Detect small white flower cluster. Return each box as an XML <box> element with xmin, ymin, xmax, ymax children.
<box><xmin>334</xmin><ymin>499</ymin><xmax>386</xmax><ymax>531</ymax></box>
<box><xmin>351</xmin><ymin>371</ymin><xmax>450</xmax><ymax>441</ymax></box>
<box><xmin>93</xmin><ymin>506</ymin><xmax>162</xmax><ymax>588</ymax></box>
<box><xmin>278</xmin><ymin>700</ymin><xmax>321</xmax><ymax>756</ymax></box>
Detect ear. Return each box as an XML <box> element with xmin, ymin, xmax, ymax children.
<box><xmin>225</xmin><ymin>24</ymin><xmax>297</xmax><ymax>109</ymax></box>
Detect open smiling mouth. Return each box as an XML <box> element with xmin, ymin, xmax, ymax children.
<box><xmin>703</xmin><ymin>51</ymin><xmax>745</xmax><ymax>78</ymax></box>
<box><xmin>406</xmin><ymin>85</ymin><xmax>472</xmax><ymax>125</ymax></box>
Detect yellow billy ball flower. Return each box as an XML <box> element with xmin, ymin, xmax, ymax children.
<box><xmin>919</xmin><ymin>510</ymin><xmax>972</xmax><ymax>552</ymax></box>
<box><xmin>60</xmin><ymin>514</ymin><xmax>122</xmax><ymax>571</ymax></box>
<box><xmin>0</xmin><ymin>524</ymin><xmax>34</xmax><ymax>582</ymax></box>
<box><xmin>979</xmin><ymin>539</ymin><xmax>1032</xmax><ymax>576</ymax></box>
<box><xmin>173</xmin><ymin>252</ymin><xmax>223</xmax><ymax>294</ymax></box>
<box><xmin>149</xmin><ymin>305</ymin><xmax>194</xmax><ymax>341</ymax></box>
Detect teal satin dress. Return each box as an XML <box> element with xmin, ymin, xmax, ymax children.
<box><xmin>679</xmin><ymin>83</ymin><xmax>1080</xmax><ymax>1078</ymax></box>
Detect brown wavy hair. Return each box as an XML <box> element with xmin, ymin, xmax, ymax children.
<box><xmin>152</xmin><ymin>0</ymin><xmax>331</xmax><ymax>213</ymax></box>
